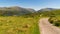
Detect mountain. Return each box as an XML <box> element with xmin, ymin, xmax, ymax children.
<box><xmin>38</xmin><ymin>8</ymin><xmax>55</xmax><ymax>12</ymax></box>
<box><xmin>0</xmin><ymin>6</ymin><xmax>35</xmax><ymax>16</ymax></box>
<box><xmin>25</xmin><ymin>8</ymin><xmax>36</xmax><ymax>13</ymax></box>
<box><xmin>37</xmin><ymin>8</ymin><xmax>60</xmax><ymax>17</ymax></box>
<box><xmin>37</xmin><ymin>8</ymin><xmax>55</xmax><ymax>15</ymax></box>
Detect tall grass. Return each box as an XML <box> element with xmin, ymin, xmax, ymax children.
<box><xmin>0</xmin><ymin>16</ymin><xmax>40</xmax><ymax>34</ymax></box>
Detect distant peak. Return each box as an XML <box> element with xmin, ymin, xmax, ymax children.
<box><xmin>10</xmin><ymin>6</ymin><xmax>20</xmax><ymax>7</ymax></box>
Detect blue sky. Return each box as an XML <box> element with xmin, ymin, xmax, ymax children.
<box><xmin>0</xmin><ymin>0</ymin><xmax>60</xmax><ymax>10</ymax></box>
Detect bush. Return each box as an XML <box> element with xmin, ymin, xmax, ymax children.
<box><xmin>48</xmin><ymin>17</ymin><xmax>54</xmax><ymax>24</ymax></box>
<box><xmin>49</xmin><ymin>17</ymin><xmax>60</xmax><ymax>27</ymax></box>
<box><xmin>53</xmin><ymin>20</ymin><xmax>60</xmax><ymax>27</ymax></box>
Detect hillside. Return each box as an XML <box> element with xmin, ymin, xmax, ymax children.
<box><xmin>37</xmin><ymin>8</ymin><xmax>60</xmax><ymax>17</ymax></box>
<box><xmin>37</xmin><ymin>8</ymin><xmax>60</xmax><ymax>27</ymax></box>
<box><xmin>38</xmin><ymin>8</ymin><xmax>55</xmax><ymax>12</ymax></box>
<box><xmin>0</xmin><ymin>6</ymin><xmax>35</xmax><ymax>16</ymax></box>
<box><xmin>0</xmin><ymin>6</ymin><xmax>40</xmax><ymax>34</ymax></box>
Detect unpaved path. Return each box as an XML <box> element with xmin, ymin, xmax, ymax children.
<box><xmin>39</xmin><ymin>18</ymin><xmax>60</xmax><ymax>34</ymax></box>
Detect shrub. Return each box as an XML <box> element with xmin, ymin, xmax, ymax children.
<box><xmin>49</xmin><ymin>17</ymin><xmax>60</xmax><ymax>27</ymax></box>
<box><xmin>53</xmin><ymin>20</ymin><xmax>60</xmax><ymax>27</ymax></box>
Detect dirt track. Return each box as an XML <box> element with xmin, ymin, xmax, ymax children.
<box><xmin>39</xmin><ymin>18</ymin><xmax>60</xmax><ymax>34</ymax></box>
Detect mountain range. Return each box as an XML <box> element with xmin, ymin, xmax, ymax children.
<box><xmin>0</xmin><ymin>6</ymin><xmax>59</xmax><ymax>16</ymax></box>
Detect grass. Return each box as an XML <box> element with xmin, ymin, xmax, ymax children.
<box><xmin>48</xmin><ymin>15</ymin><xmax>60</xmax><ymax>27</ymax></box>
<box><xmin>0</xmin><ymin>16</ymin><xmax>40</xmax><ymax>34</ymax></box>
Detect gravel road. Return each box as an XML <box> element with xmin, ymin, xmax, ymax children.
<box><xmin>39</xmin><ymin>18</ymin><xmax>60</xmax><ymax>34</ymax></box>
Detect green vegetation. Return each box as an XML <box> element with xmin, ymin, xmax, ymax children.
<box><xmin>41</xmin><ymin>10</ymin><xmax>60</xmax><ymax>27</ymax></box>
<box><xmin>1</xmin><ymin>6</ymin><xmax>60</xmax><ymax>34</ymax></box>
<box><xmin>38</xmin><ymin>8</ymin><xmax>60</xmax><ymax>27</ymax></box>
<box><xmin>0</xmin><ymin>16</ymin><xmax>40</xmax><ymax>34</ymax></box>
<box><xmin>48</xmin><ymin>16</ymin><xmax>60</xmax><ymax>27</ymax></box>
<box><xmin>0</xmin><ymin>6</ymin><xmax>41</xmax><ymax>34</ymax></box>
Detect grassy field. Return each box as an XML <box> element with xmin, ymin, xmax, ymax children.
<box><xmin>0</xmin><ymin>16</ymin><xmax>40</xmax><ymax>34</ymax></box>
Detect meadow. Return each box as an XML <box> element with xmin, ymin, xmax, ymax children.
<box><xmin>0</xmin><ymin>16</ymin><xmax>40</xmax><ymax>34</ymax></box>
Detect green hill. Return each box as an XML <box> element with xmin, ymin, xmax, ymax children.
<box><xmin>0</xmin><ymin>6</ymin><xmax>35</xmax><ymax>16</ymax></box>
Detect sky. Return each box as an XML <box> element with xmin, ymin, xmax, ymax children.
<box><xmin>0</xmin><ymin>0</ymin><xmax>60</xmax><ymax>10</ymax></box>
